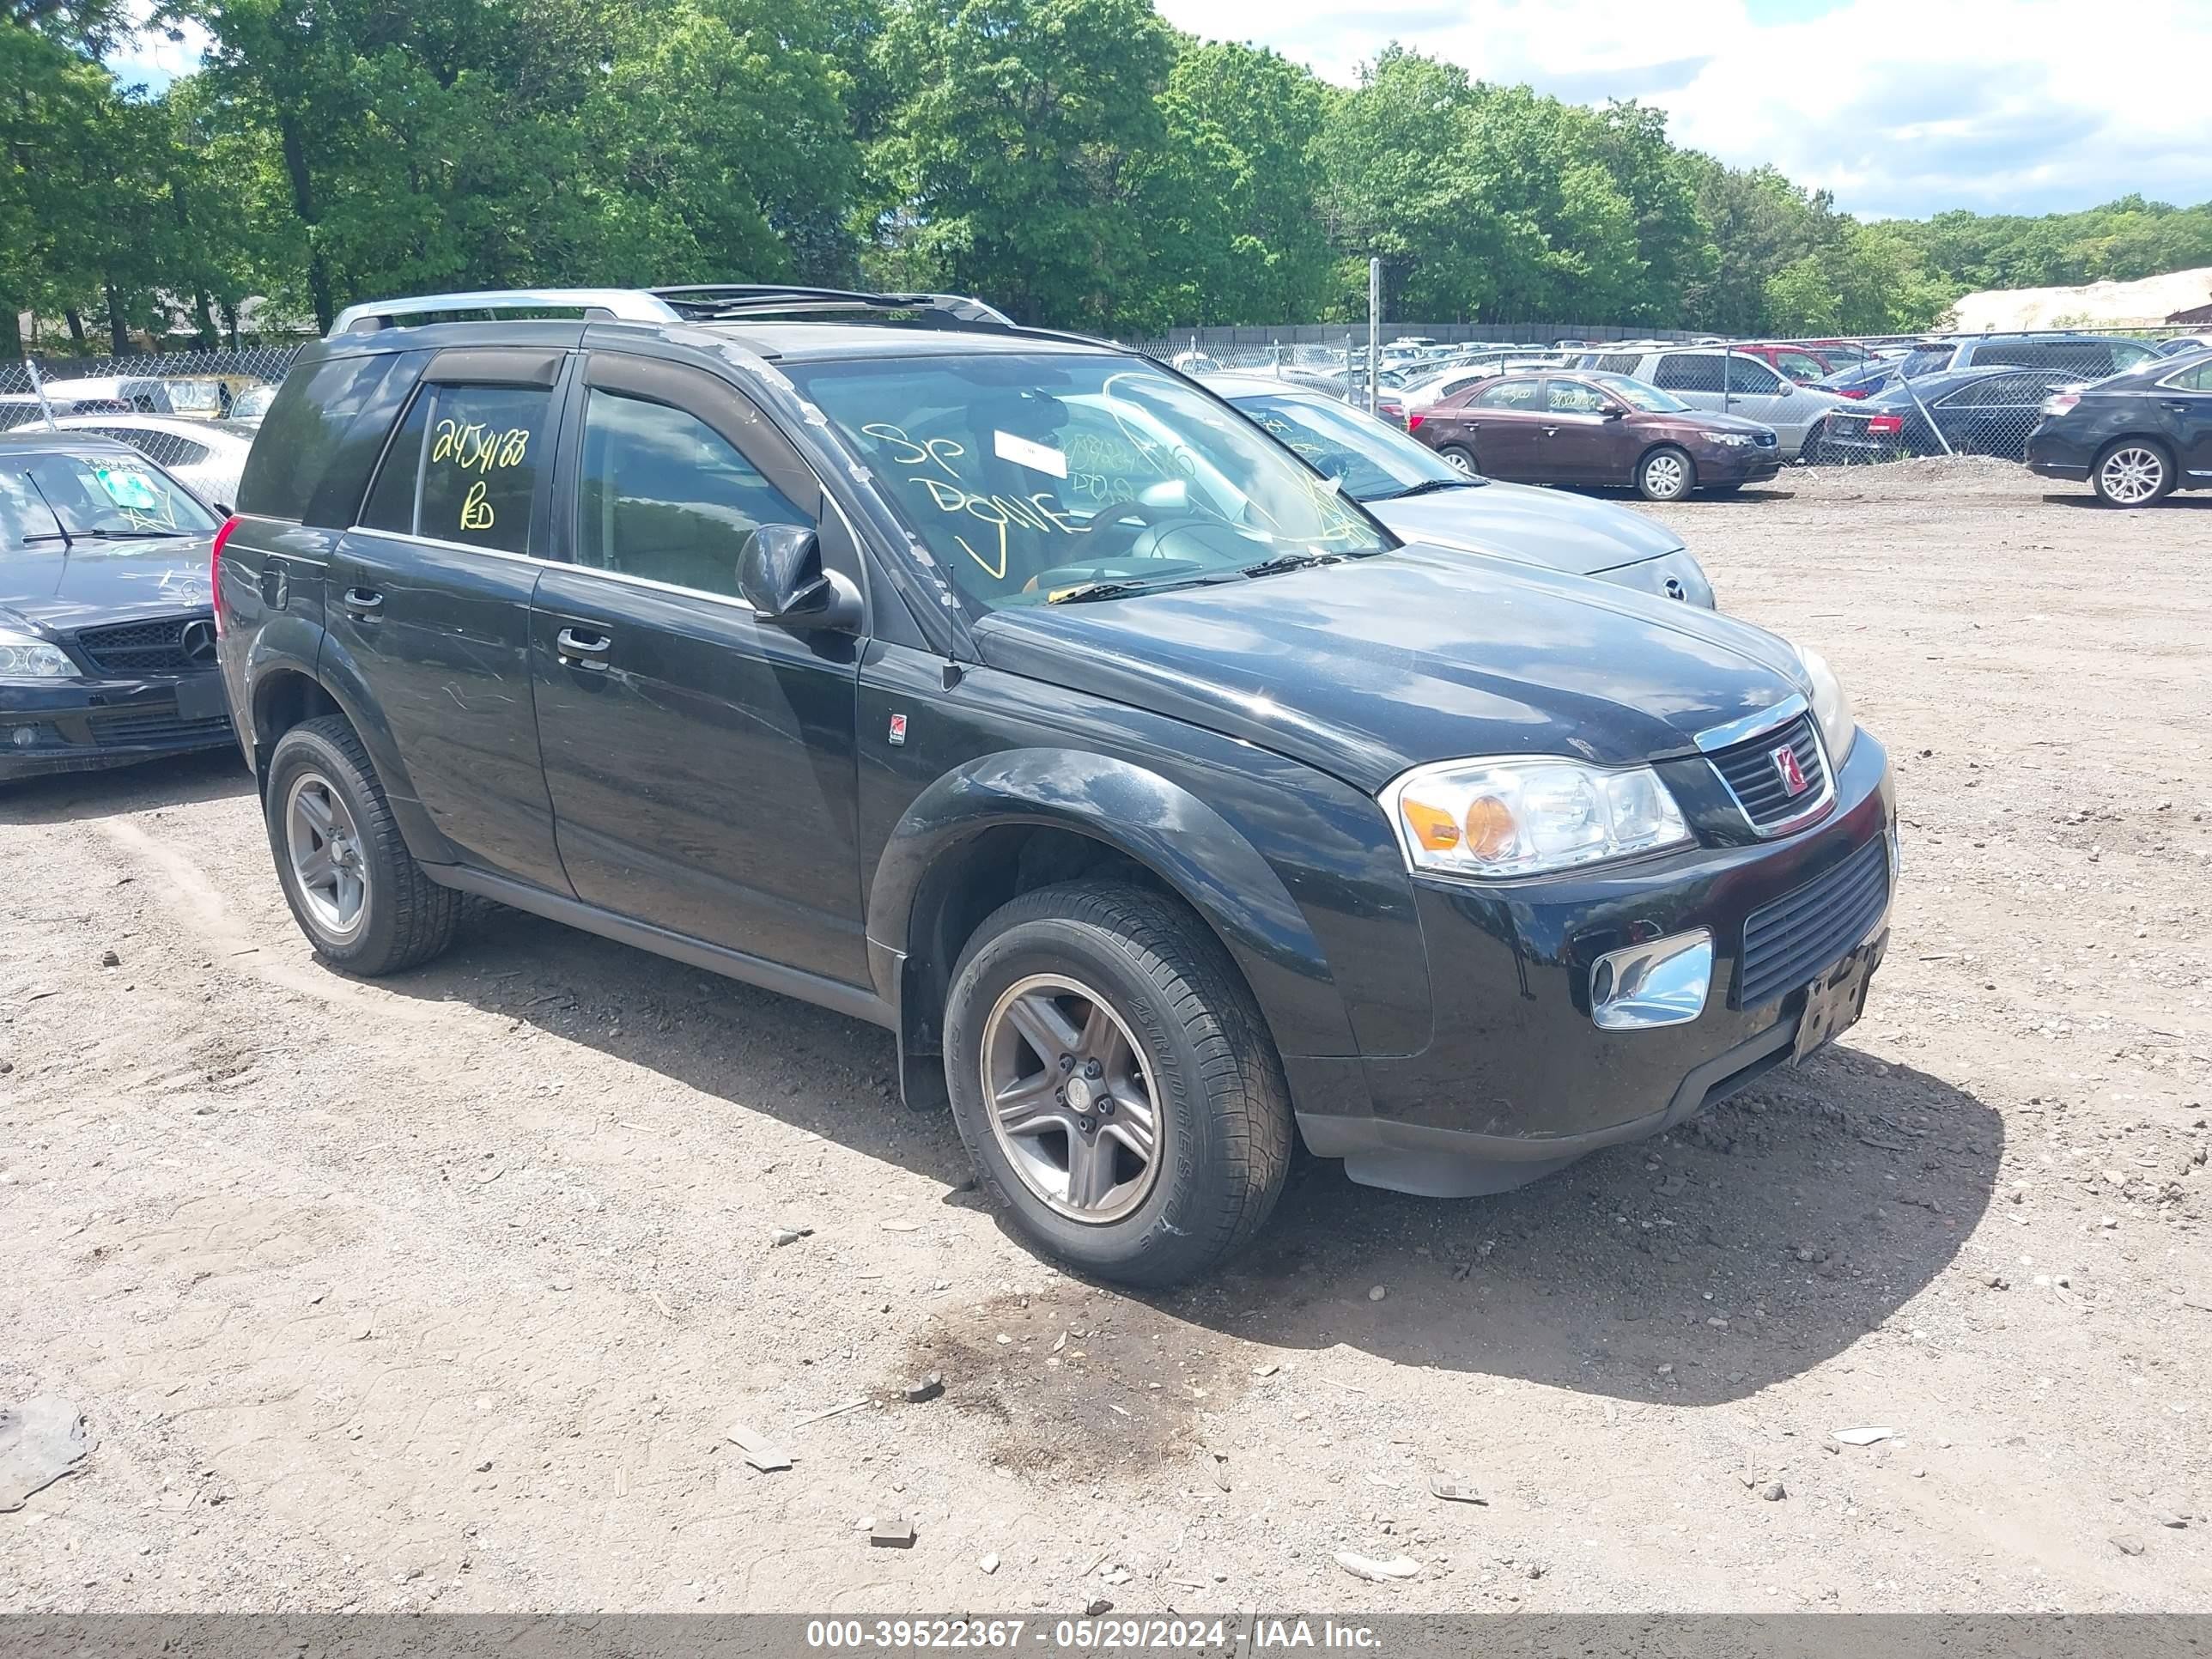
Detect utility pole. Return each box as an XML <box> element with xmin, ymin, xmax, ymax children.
<box><xmin>1367</xmin><ymin>258</ymin><xmax>1381</xmax><ymax>416</ymax></box>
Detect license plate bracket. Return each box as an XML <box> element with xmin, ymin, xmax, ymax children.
<box><xmin>173</xmin><ymin>673</ymin><xmax>228</xmax><ymax>726</ymax></box>
<box><xmin>1791</xmin><ymin>938</ymin><xmax>1881</xmax><ymax>1065</ymax></box>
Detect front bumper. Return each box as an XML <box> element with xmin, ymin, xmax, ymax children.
<box><xmin>1698</xmin><ymin>445</ymin><xmax>1782</xmax><ymax>483</ymax></box>
<box><xmin>1293</xmin><ymin>732</ymin><xmax>1895</xmax><ymax>1195</ymax></box>
<box><xmin>0</xmin><ymin>673</ymin><xmax>234</xmax><ymax>781</ymax></box>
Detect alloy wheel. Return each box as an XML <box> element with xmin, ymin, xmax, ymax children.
<box><xmin>1643</xmin><ymin>453</ymin><xmax>1686</xmax><ymax>499</ymax></box>
<box><xmin>1442</xmin><ymin>449</ymin><xmax>1473</xmax><ymax>474</ymax></box>
<box><xmin>284</xmin><ymin>770</ymin><xmax>368</xmax><ymax>940</ymax></box>
<box><xmin>2099</xmin><ymin>447</ymin><xmax>2165</xmax><ymax>505</ymax></box>
<box><xmin>981</xmin><ymin>973</ymin><xmax>1163</xmax><ymax>1224</ymax></box>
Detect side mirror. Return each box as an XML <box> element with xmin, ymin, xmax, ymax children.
<box><xmin>1601</xmin><ymin>404</ymin><xmax>1628</xmax><ymax>420</ymax></box>
<box><xmin>738</xmin><ymin>524</ymin><xmax>862</xmax><ymax>631</ymax></box>
<box><xmin>210</xmin><ymin>501</ymin><xmax>234</xmax><ymax>517</ymax></box>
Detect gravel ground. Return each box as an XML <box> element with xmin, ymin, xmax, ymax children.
<box><xmin>2</xmin><ymin>460</ymin><xmax>2208</xmax><ymax>1614</ymax></box>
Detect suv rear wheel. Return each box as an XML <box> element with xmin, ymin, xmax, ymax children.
<box><xmin>942</xmin><ymin>880</ymin><xmax>1292</xmax><ymax>1287</ymax></box>
<box><xmin>264</xmin><ymin>716</ymin><xmax>459</xmax><ymax>974</ymax></box>
<box><xmin>2092</xmin><ymin>440</ymin><xmax>2172</xmax><ymax>507</ymax></box>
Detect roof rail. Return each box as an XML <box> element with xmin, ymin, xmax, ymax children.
<box><xmin>328</xmin><ymin>289</ymin><xmax>686</xmax><ymax>337</ymax></box>
<box><xmin>650</xmin><ymin>284</ymin><xmax>1019</xmax><ymax>330</ymax></box>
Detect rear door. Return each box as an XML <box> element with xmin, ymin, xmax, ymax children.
<box><xmin>2157</xmin><ymin>357</ymin><xmax>2212</xmax><ymax>483</ymax></box>
<box><xmin>528</xmin><ymin>349</ymin><xmax>870</xmax><ymax>985</ymax></box>
<box><xmin>1431</xmin><ymin>378</ymin><xmax>1547</xmax><ymax>477</ymax></box>
<box><xmin>1650</xmin><ymin>351</ymin><xmax>1730</xmax><ymax>421</ymax></box>
<box><xmin>330</xmin><ymin>347</ymin><xmax>572</xmax><ymax>892</ymax></box>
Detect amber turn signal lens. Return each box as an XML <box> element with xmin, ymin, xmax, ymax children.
<box><xmin>1403</xmin><ymin>799</ymin><xmax>1462</xmax><ymax>851</ymax></box>
<box><xmin>1462</xmin><ymin>794</ymin><xmax>1517</xmax><ymax>860</ymax></box>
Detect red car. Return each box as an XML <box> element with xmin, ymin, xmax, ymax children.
<box><xmin>1410</xmin><ymin>371</ymin><xmax>1782</xmax><ymax>501</ymax></box>
<box><xmin>1728</xmin><ymin>343</ymin><xmax>1845</xmax><ymax>385</ymax></box>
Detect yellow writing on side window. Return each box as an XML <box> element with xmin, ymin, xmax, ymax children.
<box><xmin>432</xmin><ymin>419</ymin><xmax>530</xmax><ymax>476</ymax></box>
<box><xmin>459</xmin><ymin>480</ymin><xmax>495</xmax><ymax>533</ymax></box>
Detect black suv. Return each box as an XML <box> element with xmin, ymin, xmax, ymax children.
<box><xmin>214</xmin><ymin>285</ymin><xmax>1899</xmax><ymax>1286</ymax></box>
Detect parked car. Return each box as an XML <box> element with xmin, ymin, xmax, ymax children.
<box><xmin>2154</xmin><ymin>335</ymin><xmax>2212</xmax><ymax>358</ymax></box>
<box><xmin>1410</xmin><ymin>371</ymin><xmax>1781</xmax><ymax>500</ymax></box>
<box><xmin>0</xmin><ymin>391</ymin><xmax>134</xmax><ymax>430</ymax></box>
<box><xmin>1809</xmin><ymin>365</ymin><xmax>2087</xmax><ymax>464</ymax></box>
<box><xmin>1808</xmin><ymin>359</ymin><xmax>1905</xmax><ymax>401</ymax></box>
<box><xmin>226</xmin><ymin>383</ymin><xmax>279</xmax><ymax>424</ymax></box>
<box><xmin>46</xmin><ymin>414</ymin><xmax>256</xmax><ymax>510</ymax></box>
<box><xmin>2026</xmin><ymin>348</ymin><xmax>2212</xmax><ymax>506</ymax></box>
<box><xmin>1893</xmin><ymin>333</ymin><xmax>2160</xmax><ymax>382</ymax></box>
<box><xmin>0</xmin><ymin>431</ymin><xmax>232</xmax><ymax>780</ymax></box>
<box><xmin>216</xmin><ymin>284</ymin><xmax>1894</xmax><ymax>1286</ymax></box>
<box><xmin>1569</xmin><ymin>347</ymin><xmax>1842</xmax><ymax>458</ymax></box>
<box><xmin>1206</xmin><ymin>374</ymin><xmax>1715</xmax><ymax>606</ymax></box>
<box><xmin>1727</xmin><ymin>343</ymin><xmax>1842</xmax><ymax>384</ymax></box>
<box><xmin>1400</xmin><ymin>356</ymin><xmax>1563</xmax><ymax>412</ymax></box>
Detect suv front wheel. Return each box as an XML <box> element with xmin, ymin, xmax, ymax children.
<box><xmin>943</xmin><ymin>881</ymin><xmax>1293</xmax><ymax>1287</ymax></box>
<box><xmin>264</xmin><ymin>715</ymin><xmax>459</xmax><ymax>975</ymax></box>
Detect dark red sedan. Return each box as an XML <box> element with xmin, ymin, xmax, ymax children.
<box><xmin>1409</xmin><ymin>371</ymin><xmax>1783</xmax><ymax>501</ymax></box>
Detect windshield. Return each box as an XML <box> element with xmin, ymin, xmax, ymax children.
<box><xmin>0</xmin><ymin>450</ymin><xmax>216</xmax><ymax>552</ymax></box>
<box><xmin>1589</xmin><ymin>374</ymin><xmax>1689</xmax><ymax>413</ymax></box>
<box><xmin>1229</xmin><ymin>392</ymin><xmax>1470</xmax><ymax>501</ymax></box>
<box><xmin>787</xmin><ymin>352</ymin><xmax>1391</xmax><ymax>611</ymax></box>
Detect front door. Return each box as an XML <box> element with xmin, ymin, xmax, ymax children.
<box><xmin>529</xmin><ymin>350</ymin><xmax>869</xmax><ymax>986</ymax></box>
<box><xmin>1539</xmin><ymin>377</ymin><xmax>1627</xmax><ymax>483</ymax></box>
<box><xmin>330</xmin><ymin>348</ymin><xmax>571</xmax><ymax>892</ymax></box>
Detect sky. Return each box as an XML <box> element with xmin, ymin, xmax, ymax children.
<box><xmin>106</xmin><ymin>0</ymin><xmax>2206</xmax><ymax>223</ymax></box>
<box><xmin>1154</xmin><ymin>0</ymin><xmax>2212</xmax><ymax>219</ymax></box>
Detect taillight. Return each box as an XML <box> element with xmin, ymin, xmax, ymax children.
<box><xmin>1406</xmin><ymin>412</ymin><xmax>1425</xmax><ymax>431</ymax></box>
<box><xmin>210</xmin><ymin>514</ymin><xmax>240</xmax><ymax>635</ymax></box>
<box><xmin>1864</xmin><ymin>415</ymin><xmax>1904</xmax><ymax>435</ymax></box>
<box><xmin>2042</xmin><ymin>392</ymin><xmax>2080</xmax><ymax>416</ymax></box>
<box><xmin>1836</xmin><ymin>387</ymin><xmax>1869</xmax><ymax>399</ymax></box>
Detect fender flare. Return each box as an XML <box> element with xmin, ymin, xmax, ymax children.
<box><xmin>866</xmin><ymin>749</ymin><xmax>1358</xmax><ymax>1060</ymax></box>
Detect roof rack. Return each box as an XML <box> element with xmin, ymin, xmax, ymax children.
<box><xmin>649</xmin><ymin>284</ymin><xmax>1018</xmax><ymax>330</ymax></box>
<box><xmin>327</xmin><ymin>283</ymin><xmax>1023</xmax><ymax>338</ymax></box>
<box><xmin>329</xmin><ymin>288</ymin><xmax>686</xmax><ymax>336</ymax></box>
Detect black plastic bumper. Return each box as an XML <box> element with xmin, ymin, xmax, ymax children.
<box><xmin>1291</xmin><ymin>732</ymin><xmax>1895</xmax><ymax>1194</ymax></box>
<box><xmin>0</xmin><ymin>674</ymin><xmax>234</xmax><ymax>781</ymax></box>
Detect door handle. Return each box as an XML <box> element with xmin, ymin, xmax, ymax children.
<box><xmin>342</xmin><ymin>586</ymin><xmax>383</xmax><ymax>618</ymax></box>
<box><xmin>2164</xmin><ymin>400</ymin><xmax>2193</xmax><ymax>414</ymax></box>
<box><xmin>556</xmin><ymin>626</ymin><xmax>612</xmax><ymax>670</ymax></box>
<box><xmin>1540</xmin><ymin>425</ymin><xmax>1560</xmax><ymax>436</ymax></box>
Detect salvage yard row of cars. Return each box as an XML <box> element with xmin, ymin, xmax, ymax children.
<box><xmin>5</xmin><ymin>293</ymin><xmax>2207</xmax><ymax>1285</ymax></box>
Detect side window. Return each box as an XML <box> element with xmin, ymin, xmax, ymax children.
<box><xmin>359</xmin><ymin>383</ymin><xmax>551</xmax><ymax>555</ymax></box>
<box><xmin>2169</xmin><ymin>360</ymin><xmax>2212</xmax><ymax>392</ymax></box>
<box><xmin>1723</xmin><ymin>356</ymin><xmax>1786</xmax><ymax>395</ymax></box>
<box><xmin>1473</xmin><ymin>380</ymin><xmax>1540</xmax><ymax>410</ymax></box>
<box><xmin>2108</xmin><ymin>342</ymin><xmax>2153</xmax><ymax>371</ymax></box>
<box><xmin>1653</xmin><ymin>354</ymin><xmax>1725</xmax><ymax>392</ymax></box>
<box><xmin>576</xmin><ymin>389</ymin><xmax>812</xmax><ymax>599</ymax></box>
<box><xmin>1777</xmin><ymin>352</ymin><xmax>1827</xmax><ymax>383</ymax></box>
<box><xmin>1597</xmin><ymin>354</ymin><xmax>1642</xmax><ymax>375</ymax></box>
<box><xmin>1936</xmin><ymin>378</ymin><xmax>1996</xmax><ymax>408</ymax></box>
<box><xmin>1547</xmin><ymin>380</ymin><xmax>1607</xmax><ymax>414</ymax></box>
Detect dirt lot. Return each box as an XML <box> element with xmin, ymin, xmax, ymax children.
<box><xmin>3</xmin><ymin>462</ymin><xmax>2209</xmax><ymax>1615</ymax></box>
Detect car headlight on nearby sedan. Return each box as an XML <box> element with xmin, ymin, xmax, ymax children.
<box><xmin>1382</xmin><ymin>757</ymin><xmax>1692</xmax><ymax>880</ymax></box>
<box><xmin>0</xmin><ymin>626</ymin><xmax>75</xmax><ymax>680</ymax></box>
<box><xmin>1708</xmin><ymin>432</ymin><xmax>1757</xmax><ymax>448</ymax></box>
<box><xmin>1790</xmin><ymin>641</ymin><xmax>1856</xmax><ymax>766</ymax></box>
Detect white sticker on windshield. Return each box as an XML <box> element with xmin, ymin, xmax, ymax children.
<box><xmin>994</xmin><ymin>430</ymin><xmax>1067</xmax><ymax>479</ymax></box>
<box><xmin>94</xmin><ymin>466</ymin><xmax>161</xmax><ymax>510</ymax></box>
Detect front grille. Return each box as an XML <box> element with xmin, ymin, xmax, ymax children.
<box><xmin>88</xmin><ymin>708</ymin><xmax>230</xmax><ymax>747</ymax></box>
<box><xmin>1736</xmin><ymin>834</ymin><xmax>1889</xmax><ymax>1009</ymax></box>
<box><xmin>1709</xmin><ymin>712</ymin><xmax>1828</xmax><ymax>830</ymax></box>
<box><xmin>74</xmin><ymin>614</ymin><xmax>212</xmax><ymax>675</ymax></box>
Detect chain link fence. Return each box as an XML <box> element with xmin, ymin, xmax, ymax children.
<box><xmin>1</xmin><ymin>346</ymin><xmax>304</xmax><ymax>508</ymax></box>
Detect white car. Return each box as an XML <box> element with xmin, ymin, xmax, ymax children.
<box><xmin>46</xmin><ymin>414</ymin><xmax>256</xmax><ymax>511</ymax></box>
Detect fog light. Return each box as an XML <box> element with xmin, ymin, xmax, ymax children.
<box><xmin>11</xmin><ymin>725</ymin><xmax>40</xmax><ymax>749</ymax></box>
<box><xmin>1590</xmin><ymin>930</ymin><xmax>1712</xmax><ymax>1030</ymax></box>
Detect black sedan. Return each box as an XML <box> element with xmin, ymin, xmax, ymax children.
<box><xmin>1</xmin><ymin>432</ymin><xmax>233</xmax><ymax>781</ymax></box>
<box><xmin>1811</xmin><ymin>365</ymin><xmax>2085</xmax><ymax>465</ymax></box>
<box><xmin>2026</xmin><ymin>349</ymin><xmax>2212</xmax><ymax>507</ymax></box>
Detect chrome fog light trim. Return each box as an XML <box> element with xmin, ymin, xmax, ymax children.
<box><xmin>1591</xmin><ymin>929</ymin><xmax>1714</xmax><ymax>1031</ymax></box>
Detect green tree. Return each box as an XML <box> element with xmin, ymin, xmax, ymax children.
<box><xmin>866</xmin><ymin>0</ymin><xmax>1177</xmax><ymax>332</ymax></box>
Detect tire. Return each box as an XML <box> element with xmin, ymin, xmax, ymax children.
<box><xmin>1636</xmin><ymin>445</ymin><xmax>1695</xmax><ymax>501</ymax></box>
<box><xmin>1436</xmin><ymin>443</ymin><xmax>1478</xmax><ymax>475</ymax></box>
<box><xmin>2091</xmin><ymin>440</ymin><xmax>2172</xmax><ymax>507</ymax></box>
<box><xmin>263</xmin><ymin>715</ymin><xmax>459</xmax><ymax>975</ymax></box>
<box><xmin>942</xmin><ymin>880</ymin><xmax>1293</xmax><ymax>1288</ymax></box>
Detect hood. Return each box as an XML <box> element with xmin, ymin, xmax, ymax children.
<box><xmin>973</xmin><ymin>544</ymin><xmax>1809</xmax><ymax>793</ymax></box>
<box><xmin>1367</xmin><ymin>477</ymin><xmax>1683</xmax><ymax>577</ymax></box>
<box><xmin>1668</xmin><ymin>409</ymin><xmax>1790</xmax><ymax>434</ymax></box>
<box><xmin>0</xmin><ymin>536</ymin><xmax>215</xmax><ymax>632</ymax></box>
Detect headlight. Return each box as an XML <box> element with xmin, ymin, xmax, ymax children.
<box><xmin>0</xmin><ymin>627</ymin><xmax>74</xmax><ymax>680</ymax></box>
<box><xmin>1710</xmin><ymin>432</ymin><xmax>1755</xmax><ymax>447</ymax></box>
<box><xmin>1791</xmin><ymin>642</ymin><xmax>1856</xmax><ymax>765</ymax></box>
<box><xmin>1382</xmin><ymin>757</ymin><xmax>1692</xmax><ymax>880</ymax></box>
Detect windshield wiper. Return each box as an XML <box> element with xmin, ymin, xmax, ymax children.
<box><xmin>1373</xmin><ymin>476</ymin><xmax>1482</xmax><ymax>500</ymax></box>
<box><xmin>1242</xmin><ymin>550</ymin><xmax>1350</xmax><ymax>580</ymax></box>
<box><xmin>1045</xmin><ymin>573</ymin><xmax>1231</xmax><ymax>605</ymax></box>
<box><xmin>70</xmin><ymin>527</ymin><xmax>195</xmax><ymax>540</ymax></box>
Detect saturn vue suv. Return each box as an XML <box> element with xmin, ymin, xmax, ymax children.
<box><xmin>213</xmin><ymin>286</ymin><xmax>1899</xmax><ymax>1286</ymax></box>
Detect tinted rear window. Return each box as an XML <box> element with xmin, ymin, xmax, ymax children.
<box><xmin>236</xmin><ymin>352</ymin><xmax>410</xmax><ymax>523</ymax></box>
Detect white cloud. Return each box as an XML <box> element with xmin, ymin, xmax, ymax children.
<box><xmin>1157</xmin><ymin>0</ymin><xmax>2212</xmax><ymax>217</ymax></box>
